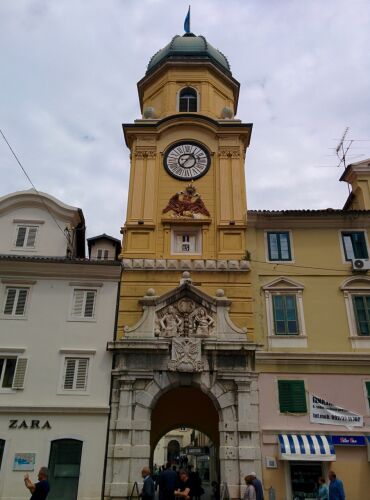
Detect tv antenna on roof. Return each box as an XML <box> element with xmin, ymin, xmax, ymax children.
<box><xmin>335</xmin><ymin>127</ymin><xmax>352</xmax><ymax>170</ymax></box>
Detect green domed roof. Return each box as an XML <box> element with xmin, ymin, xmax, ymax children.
<box><xmin>147</xmin><ymin>33</ymin><xmax>231</xmax><ymax>75</ymax></box>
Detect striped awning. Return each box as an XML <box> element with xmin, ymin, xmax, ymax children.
<box><xmin>278</xmin><ymin>434</ymin><xmax>336</xmax><ymax>461</ymax></box>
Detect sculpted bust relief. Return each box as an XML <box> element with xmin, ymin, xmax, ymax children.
<box><xmin>155</xmin><ymin>300</ymin><xmax>215</xmax><ymax>338</ymax></box>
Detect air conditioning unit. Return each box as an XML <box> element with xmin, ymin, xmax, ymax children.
<box><xmin>265</xmin><ymin>456</ymin><xmax>277</xmax><ymax>469</ymax></box>
<box><xmin>352</xmin><ymin>259</ymin><xmax>370</xmax><ymax>271</ymax></box>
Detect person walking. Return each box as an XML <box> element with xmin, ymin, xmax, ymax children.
<box><xmin>328</xmin><ymin>471</ymin><xmax>345</xmax><ymax>500</ymax></box>
<box><xmin>24</xmin><ymin>467</ymin><xmax>50</xmax><ymax>500</ymax></box>
<box><xmin>175</xmin><ymin>469</ymin><xmax>192</xmax><ymax>500</ymax></box>
<box><xmin>140</xmin><ymin>467</ymin><xmax>155</xmax><ymax>500</ymax></box>
<box><xmin>160</xmin><ymin>462</ymin><xmax>178</xmax><ymax>500</ymax></box>
<box><xmin>243</xmin><ymin>475</ymin><xmax>256</xmax><ymax>500</ymax></box>
<box><xmin>318</xmin><ymin>477</ymin><xmax>329</xmax><ymax>500</ymax></box>
<box><xmin>249</xmin><ymin>472</ymin><xmax>264</xmax><ymax>500</ymax></box>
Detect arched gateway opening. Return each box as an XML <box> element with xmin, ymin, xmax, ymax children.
<box><xmin>151</xmin><ymin>387</ymin><xmax>219</xmax><ymax>450</ymax></box>
<box><xmin>151</xmin><ymin>387</ymin><xmax>220</xmax><ymax>493</ymax></box>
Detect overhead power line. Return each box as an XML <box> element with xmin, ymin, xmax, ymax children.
<box><xmin>0</xmin><ymin>129</ymin><xmax>70</xmax><ymax>242</ymax></box>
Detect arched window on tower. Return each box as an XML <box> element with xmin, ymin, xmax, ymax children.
<box><xmin>179</xmin><ymin>87</ymin><xmax>198</xmax><ymax>112</ymax></box>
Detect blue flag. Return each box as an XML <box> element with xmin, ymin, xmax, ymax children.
<box><xmin>184</xmin><ymin>6</ymin><xmax>190</xmax><ymax>33</ymax></box>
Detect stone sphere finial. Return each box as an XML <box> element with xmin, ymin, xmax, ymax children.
<box><xmin>221</xmin><ymin>107</ymin><xmax>234</xmax><ymax>119</ymax></box>
<box><xmin>146</xmin><ymin>288</ymin><xmax>156</xmax><ymax>296</ymax></box>
<box><xmin>182</xmin><ymin>271</ymin><xmax>191</xmax><ymax>279</ymax></box>
<box><xmin>143</xmin><ymin>107</ymin><xmax>156</xmax><ymax>119</ymax></box>
<box><xmin>216</xmin><ymin>288</ymin><xmax>225</xmax><ymax>297</ymax></box>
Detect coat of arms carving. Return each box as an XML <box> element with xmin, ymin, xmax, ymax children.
<box><xmin>162</xmin><ymin>183</ymin><xmax>210</xmax><ymax>218</ymax></box>
<box><xmin>168</xmin><ymin>338</ymin><xmax>204</xmax><ymax>372</ymax></box>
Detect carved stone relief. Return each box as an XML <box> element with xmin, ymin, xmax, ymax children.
<box><xmin>167</xmin><ymin>337</ymin><xmax>204</xmax><ymax>372</ymax></box>
<box><xmin>155</xmin><ymin>298</ymin><xmax>215</xmax><ymax>338</ymax></box>
<box><xmin>162</xmin><ymin>182</ymin><xmax>210</xmax><ymax>218</ymax></box>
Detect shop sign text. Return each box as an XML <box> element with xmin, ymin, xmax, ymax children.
<box><xmin>9</xmin><ymin>419</ymin><xmax>51</xmax><ymax>430</ymax></box>
<box><xmin>331</xmin><ymin>435</ymin><xmax>366</xmax><ymax>446</ymax></box>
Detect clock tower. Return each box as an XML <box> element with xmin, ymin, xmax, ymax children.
<box><xmin>105</xmin><ymin>31</ymin><xmax>261</xmax><ymax>500</ymax></box>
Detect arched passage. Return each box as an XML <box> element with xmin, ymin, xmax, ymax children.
<box><xmin>150</xmin><ymin>386</ymin><xmax>220</xmax><ymax>451</ymax></box>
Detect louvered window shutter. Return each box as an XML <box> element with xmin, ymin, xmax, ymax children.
<box><xmin>278</xmin><ymin>380</ymin><xmax>307</xmax><ymax>413</ymax></box>
<box><xmin>4</xmin><ymin>289</ymin><xmax>17</xmax><ymax>315</ymax></box>
<box><xmin>64</xmin><ymin>358</ymin><xmax>77</xmax><ymax>389</ymax></box>
<box><xmin>103</xmin><ymin>250</ymin><xmax>109</xmax><ymax>260</ymax></box>
<box><xmin>15</xmin><ymin>289</ymin><xmax>28</xmax><ymax>315</ymax></box>
<box><xmin>84</xmin><ymin>291</ymin><xmax>96</xmax><ymax>318</ymax></box>
<box><xmin>12</xmin><ymin>358</ymin><xmax>28</xmax><ymax>389</ymax></box>
<box><xmin>26</xmin><ymin>227</ymin><xmax>37</xmax><ymax>247</ymax></box>
<box><xmin>97</xmin><ymin>249</ymin><xmax>102</xmax><ymax>260</ymax></box>
<box><xmin>75</xmin><ymin>359</ymin><xmax>89</xmax><ymax>390</ymax></box>
<box><xmin>72</xmin><ymin>290</ymin><xmax>84</xmax><ymax>317</ymax></box>
<box><xmin>15</xmin><ymin>227</ymin><xmax>27</xmax><ymax>247</ymax></box>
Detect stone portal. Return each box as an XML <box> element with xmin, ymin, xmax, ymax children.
<box><xmin>104</xmin><ymin>275</ymin><xmax>261</xmax><ymax>500</ymax></box>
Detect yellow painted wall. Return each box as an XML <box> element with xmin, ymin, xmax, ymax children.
<box><xmin>140</xmin><ymin>67</ymin><xmax>236</xmax><ymax>119</ymax></box>
<box><xmin>117</xmin><ymin>270</ymin><xmax>254</xmax><ymax>339</ymax></box>
<box><xmin>247</xmin><ymin>223</ymin><xmax>370</xmax><ymax>352</ymax></box>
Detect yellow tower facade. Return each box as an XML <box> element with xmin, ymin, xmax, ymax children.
<box><xmin>105</xmin><ymin>33</ymin><xmax>262</xmax><ymax>500</ymax></box>
<box><xmin>118</xmin><ymin>33</ymin><xmax>254</xmax><ymax>338</ymax></box>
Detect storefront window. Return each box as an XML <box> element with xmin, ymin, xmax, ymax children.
<box><xmin>291</xmin><ymin>462</ymin><xmax>322</xmax><ymax>499</ymax></box>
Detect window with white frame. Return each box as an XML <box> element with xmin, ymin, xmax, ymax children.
<box><xmin>341</xmin><ymin>231</ymin><xmax>368</xmax><ymax>261</ymax></box>
<box><xmin>62</xmin><ymin>357</ymin><xmax>89</xmax><ymax>391</ymax></box>
<box><xmin>341</xmin><ymin>277</ymin><xmax>370</xmax><ymax>347</ymax></box>
<box><xmin>97</xmin><ymin>249</ymin><xmax>109</xmax><ymax>260</ymax></box>
<box><xmin>0</xmin><ymin>356</ymin><xmax>28</xmax><ymax>390</ymax></box>
<box><xmin>272</xmin><ymin>294</ymin><xmax>299</xmax><ymax>334</ymax></box>
<box><xmin>2</xmin><ymin>287</ymin><xmax>29</xmax><ymax>317</ymax></box>
<box><xmin>178</xmin><ymin>87</ymin><xmax>198</xmax><ymax>112</ymax></box>
<box><xmin>262</xmin><ymin>277</ymin><xmax>307</xmax><ymax>347</ymax></box>
<box><xmin>14</xmin><ymin>225</ymin><xmax>38</xmax><ymax>249</ymax></box>
<box><xmin>70</xmin><ymin>289</ymin><xmax>97</xmax><ymax>319</ymax></box>
<box><xmin>172</xmin><ymin>228</ymin><xmax>201</xmax><ymax>254</ymax></box>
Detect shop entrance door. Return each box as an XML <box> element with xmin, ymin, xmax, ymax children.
<box><xmin>48</xmin><ymin>439</ymin><xmax>83</xmax><ymax>500</ymax></box>
<box><xmin>290</xmin><ymin>462</ymin><xmax>322</xmax><ymax>499</ymax></box>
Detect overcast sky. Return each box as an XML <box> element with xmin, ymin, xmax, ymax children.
<box><xmin>1</xmin><ymin>0</ymin><xmax>370</xmax><ymax>240</ymax></box>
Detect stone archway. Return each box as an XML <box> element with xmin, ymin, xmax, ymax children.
<box><xmin>105</xmin><ymin>279</ymin><xmax>262</xmax><ymax>500</ymax></box>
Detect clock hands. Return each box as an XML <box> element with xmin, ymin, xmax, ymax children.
<box><xmin>178</xmin><ymin>153</ymin><xmax>196</xmax><ymax>169</ymax></box>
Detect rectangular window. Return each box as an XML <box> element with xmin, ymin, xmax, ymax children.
<box><xmin>3</xmin><ymin>287</ymin><xmax>29</xmax><ymax>317</ymax></box>
<box><xmin>0</xmin><ymin>357</ymin><xmax>27</xmax><ymax>389</ymax></box>
<box><xmin>71</xmin><ymin>289</ymin><xmax>96</xmax><ymax>319</ymax></box>
<box><xmin>353</xmin><ymin>296</ymin><xmax>370</xmax><ymax>336</ymax></box>
<box><xmin>172</xmin><ymin>229</ymin><xmax>201</xmax><ymax>254</ymax></box>
<box><xmin>97</xmin><ymin>249</ymin><xmax>109</xmax><ymax>260</ymax></box>
<box><xmin>267</xmin><ymin>232</ymin><xmax>292</xmax><ymax>261</ymax></box>
<box><xmin>272</xmin><ymin>294</ymin><xmax>299</xmax><ymax>334</ymax></box>
<box><xmin>63</xmin><ymin>358</ymin><xmax>89</xmax><ymax>391</ymax></box>
<box><xmin>278</xmin><ymin>380</ymin><xmax>307</xmax><ymax>413</ymax></box>
<box><xmin>342</xmin><ymin>232</ymin><xmax>368</xmax><ymax>261</ymax></box>
<box><xmin>15</xmin><ymin>225</ymin><xmax>38</xmax><ymax>248</ymax></box>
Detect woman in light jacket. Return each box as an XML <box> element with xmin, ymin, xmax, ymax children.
<box><xmin>243</xmin><ymin>475</ymin><xmax>256</xmax><ymax>500</ymax></box>
<box><xmin>318</xmin><ymin>477</ymin><xmax>329</xmax><ymax>500</ymax></box>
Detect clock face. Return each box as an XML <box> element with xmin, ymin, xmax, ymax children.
<box><xmin>164</xmin><ymin>141</ymin><xmax>210</xmax><ymax>180</ymax></box>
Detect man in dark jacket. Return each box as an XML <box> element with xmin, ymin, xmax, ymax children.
<box><xmin>160</xmin><ymin>462</ymin><xmax>178</xmax><ymax>500</ymax></box>
<box><xmin>141</xmin><ymin>467</ymin><xmax>155</xmax><ymax>500</ymax></box>
<box><xmin>328</xmin><ymin>471</ymin><xmax>345</xmax><ymax>500</ymax></box>
<box><xmin>24</xmin><ymin>467</ymin><xmax>50</xmax><ymax>500</ymax></box>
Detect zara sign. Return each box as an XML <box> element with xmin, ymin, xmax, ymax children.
<box><xmin>9</xmin><ymin>419</ymin><xmax>51</xmax><ymax>430</ymax></box>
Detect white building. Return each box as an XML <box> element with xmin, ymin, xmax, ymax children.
<box><xmin>0</xmin><ymin>189</ymin><xmax>121</xmax><ymax>500</ymax></box>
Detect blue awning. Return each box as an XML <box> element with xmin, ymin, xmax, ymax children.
<box><xmin>278</xmin><ymin>434</ymin><xmax>336</xmax><ymax>461</ymax></box>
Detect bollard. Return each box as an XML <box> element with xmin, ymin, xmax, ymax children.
<box><xmin>268</xmin><ymin>486</ymin><xmax>276</xmax><ymax>500</ymax></box>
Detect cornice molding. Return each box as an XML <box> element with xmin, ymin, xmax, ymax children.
<box><xmin>256</xmin><ymin>351</ymin><xmax>370</xmax><ymax>366</ymax></box>
<box><xmin>0</xmin><ymin>406</ymin><xmax>110</xmax><ymax>414</ymax></box>
<box><xmin>0</xmin><ymin>260</ymin><xmax>121</xmax><ymax>281</ymax></box>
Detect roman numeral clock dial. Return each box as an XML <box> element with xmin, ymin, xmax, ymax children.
<box><xmin>164</xmin><ymin>141</ymin><xmax>211</xmax><ymax>180</ymax></box>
